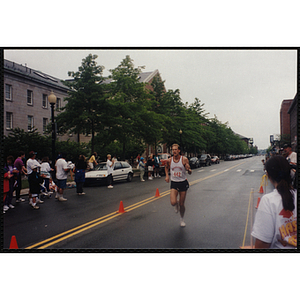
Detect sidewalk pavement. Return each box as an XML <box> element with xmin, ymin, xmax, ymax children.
<box><xmin>17</xmin><ymin>169</ymin><xmax>141</xmax><ymax>197</ymax></box>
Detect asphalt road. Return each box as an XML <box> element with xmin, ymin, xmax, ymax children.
<box><xmin>3</xmin><ymin>156</ymin><xmax>272</xmax><ymax>250</ymax></box>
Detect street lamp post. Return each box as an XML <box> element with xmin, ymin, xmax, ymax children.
<box><xmin>48</xmin><ymin>91</ymin><xmax>57</xmax><ymax>176</ymax></box>
<box><xmin>179</xmin><ymin>129</ymin><xmax>182</xmax><ymax>154</ymax></box>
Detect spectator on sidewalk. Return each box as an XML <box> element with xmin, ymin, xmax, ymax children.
<box><xmin>154</xmin><ymin>153</ymin><xmax>161</xmax><ymax>178</ymax></box>
<box><xmin>14</xmin><ymin>151</ymin><xmax>27</xmax><ymax>203</ymax></box>
<box><xmin>3</xmin><ymin>156</ymin><xmax>19</xmax><ymax>212</ymax></box>
<box><xmin>74</xmin><ymin>155</ymin><xmax>88</xmax><ymax>195</ymax></box>
<box><xmin>283</xmin><ymin>143</ymin><xmax>297</xmax><ymax>188</ymax></box>
<box><xmin>251</xmin><ymin>155</ymin><xmax>297</xmax><ymax>248</ymax></box>
<box><xmin>55</xmin><ymin>152</ymin><xmax>70</xmax><ymax>201</ymax></box>
<box><xmin>88</xmin><ymin>152</ymin><xmax>98</xmax><ymax>170</ymax></box>
<box><xmin>139</xmin><ymin>157</ymin><xmax>146</xmax><ymax>182</ymax></box>
<box><xmin>147</xmin><ymin>154</ymin><xmax>154</xmax><ymax>180</ymax></box>
<box><xmin>26</xmin><ymin>151</ymin><xmax>41</xmax><ymax>203</ymax></box>
<box><xmin>106</xmin><ymin>154</ymin><xmax>114</xmax><ymax>188</ymax></box>
<box><xmin>3</xmin><ymin>164</ymin><xmax>13</xmax><ymax>214</ymax></box>
<box><xmin>40</xmin><ymin>157</ymin><xmax>53</xmax><ymax>194</ymax></box>
<box><xmin>112</xmin><ymin>155</ymin><xmax>118</xmax><ymax>164</ymax></box>
<box><xmin>28</xmin><ymin>164</ymin><xmax>46</xmax><ymax>209</ymax></box>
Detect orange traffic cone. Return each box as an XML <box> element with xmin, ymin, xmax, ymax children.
<box><xmin>118</xmin><ymin>201</ymin><xmax>126</xmax><ymax>213</ymax></box>
<box><xmin>255</xmin><ymin>197</ymin><xmax>261</xmax><ymax>209</ymax></box>
<box><xmin>259</xmin><ymin>186</ymin><xmax>264</xmax><ymax>194</ymax></box>
<box><xmin>155</xmin><ymin>188</ymin><xmax>160</xmax><ymax>197</ymax></box>
<box><xmin>9</xmin><ymin>235</ymin><xmax>18</xmax><ymax>249</ymax></box>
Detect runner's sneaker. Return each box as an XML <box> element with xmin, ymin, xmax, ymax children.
<box><xmin>58</xmin><ymin>196</ymin><xmax>67</xmax><ymax>201</ymax></box>
<box><xmin>3</xmin><ymin>205</ymin><xmax>9</xmax><ymax>211</ymax></box>
<box><xmin>108</xmin><ymin>185</ymin><xmax>113</xmax><ymax>188</ymax></box>
<box><xmin>9</xmin><ymin>204</ymin><xmax>15</xmax><ymax>209</ymax></box>
<box><xmin>180</xmin><ymin>218</ymin><xmax>186</xmax><ymax>227</ymax></box>
<box><xmin>36</xmin><ymin>199</ymin><xmax>44</xmax><ymax>204</ymax></box>
<box><xmin>31</xmin><ymin>204</ymin><xmax>40</xmax><ymax>210</ymax></box>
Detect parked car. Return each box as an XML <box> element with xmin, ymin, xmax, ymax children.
<box><xmin>84</xmin><ymin>161</ymin><xmax>133</xmax><ymax>186</ymax></box>
<box><xmin>211</xmin><ymin>156</ymin><xmax>220</xmax><ymax>164</ymax></box>
<box><xmin>158</xmin><ymin>153</ymin><xmax>171</xmax><ymax>175</ymax></box>
<box><xmin>199</xmin><ymin>154</ymin><xmax>211</xmax><ymax>166</ymax></box>
<box><xmin>189</xmin><ymin>157</ymin><xmax>200</xmax><ymax>169</ymax></box>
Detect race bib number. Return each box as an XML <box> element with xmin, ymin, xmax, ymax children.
<box><xmin>172</xmin><ymin>171</ymin><xmax>182</xmax><ymax>178</ymax></box>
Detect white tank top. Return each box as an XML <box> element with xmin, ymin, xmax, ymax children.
<box><xmin>170</xmin><ymin>156</ymin><xmax>187</xmax><ymax>182</ymax></box>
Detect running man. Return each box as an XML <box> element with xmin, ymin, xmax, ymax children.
<box><xmin>165</xmin><ymin>144</ymin><xmax>192</xmax><ymax>227</ymax></box>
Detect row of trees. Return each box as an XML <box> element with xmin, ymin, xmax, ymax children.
<box><xmin>3</xmin><ymin>54</ymin><xmax>256</xmax><ymax>163</ymax></box>
<box><xmin>54</xmin><ymin>54</ymin><xmax>256</xmax><ymax>160</ymax></box>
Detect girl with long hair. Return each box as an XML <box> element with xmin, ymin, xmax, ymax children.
<box><xmin>251</xmin><ymin>155</ymin><xmax>297</xmax><ymax>249</ymax></box>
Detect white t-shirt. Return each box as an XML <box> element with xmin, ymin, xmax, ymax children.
<box><xmin>251</xmin><ymin>189</ymin><xmax>297</xmax><ymax>249</ymax></box>
<box><xmin>26</xmin><ymin>159</ymin><xmax>41</xmax><ymax>175</ymax></box>
<box><xmin>287</xmin><ymin>151</ymin><xmax>297</xmax><ymax>164</ymax></box>
<box><xmin>41</xmin><ymin>162</ymin><xmax>51</xmax><ymax>178</ymax></box>
<box><xmin>55</xmin><ymin>158</ymin><xmax>68</xmax><ymax>180</ymax></box>
<box><xmin>106</xmin><ymin>159</ymin><xmax>114</xmax><ymax>175</ymax></box>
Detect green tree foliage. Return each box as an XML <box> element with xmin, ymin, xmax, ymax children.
<box><xmin>56</xmin><ymin>54</ymin><xmax>108</xmax><ymax>153</ymax></box>
<box><xmin>3</xmin><ymin>128</ymin><xmax>51</xmax><ymax>161</ymax></box>
<box><xmin>105</xmin><ymin>55</ymin><xmax>164</xmax><ymax>159</ymax></box>
<box><xmin>55</xmin><ymin>140</ymin><xmax>90</xmax><ymax>163</ymax></box>
<box><xmin>3</xmin><ymin>128</ymin><xmax>90</xmax><ymax>164</ymax></box>
<box><xmin>207</xmin><ymin>116</ymin><xmax>250</xmax><ymax>156</ymax></box>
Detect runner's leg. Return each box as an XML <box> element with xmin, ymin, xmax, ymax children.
<box><xmin>170</xmin><ymin>189</ymin><xmax>179</xmax><ymax>206</ymax></box>
<box><xmin>178</xmin><ymin>191</ymin><xmax>187</xmax><ymax>219</ymax></box>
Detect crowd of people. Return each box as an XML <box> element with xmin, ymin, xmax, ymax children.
<box><xmin>3</xmin><ymin>150</ymin><xmax>163</xmax><ymax>214</ymax></box>
<box><xmin>3</xmin><ymin>150</ymin><xmax>90</xmax><ymax>212</ymax></box>
<box><xmin>136</xmin><ymin>153</ymin><xmax>162</xmax><ymax>182</ymax></box>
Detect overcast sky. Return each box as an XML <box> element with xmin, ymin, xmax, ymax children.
<box><xmin>4</xmin><ymin>49</ymin><xmax>297</xmax><ymax>149</ymax></box>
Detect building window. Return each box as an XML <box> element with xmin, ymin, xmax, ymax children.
<box><xmin>56</xmin><ymin>98</ymin><xmax>61</xmax><ymax>110</ymax></box>
<box><xmin>27</xmin><ymin>90</ymin><xmax>33</xmax><ymax>105</ymax></box>
<box><xmin>42</xmin><ymin>94</ymin><xmax>48</xmax><ymax>108</ymax></box>
<box><xmin>6</xmin><ymin>112</ymin><xmax>13</xmax><ymax>129</ymax></box>
<box><xmin>43</xmin><ymin>118</ymin><xmax>48</xmax><ymax>133</ymax></box>
<box><xmin>5</xmin><ymin>84</ymin><xmax>12</xmax><ymax>101</ymax></box>
<box><xmin>28</xmin><ymin>115</ymin><xmax>34</xmax><ymax>131</ymax></box>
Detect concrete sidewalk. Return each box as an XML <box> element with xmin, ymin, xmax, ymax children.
<box><xmin>17</xmin><ymin>169</ymin><xmax>141</xmax><ymax>197</ymax></box>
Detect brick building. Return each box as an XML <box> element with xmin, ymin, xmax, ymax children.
<box><xmin>280</xmin><ymin>99</ymin><xmax>293</xmax><ymax>136</ymax></box>
<box><xmin>288</xmin><ymin>93</ymin><xmax>298</xmax><ymax>151</ymax></box>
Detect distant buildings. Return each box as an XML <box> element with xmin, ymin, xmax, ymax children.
<box><xmin>280</xmin><ymin>93</ymin><xmax>298</xmax><ymax>151</ymax></box>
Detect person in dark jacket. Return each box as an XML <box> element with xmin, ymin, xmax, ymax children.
<box><xmin>74</xmin><ymin>155</ymin><xmax>88</xmax><ymax>195</ymax></box>
<box><xmin>147</xmin><ymin>154</ymin><xmax>154</xmax><ymax>180</ymax></box>
<box><xmin>28</xmin><ymin>164</ymin><xmax>45</xmax><ymax>209</ymax></box>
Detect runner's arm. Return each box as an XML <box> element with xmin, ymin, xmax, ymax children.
<box><xmin>183</xmin><ymin>157</ymin><xmax>192</xmax><ymax>174</ymax></box>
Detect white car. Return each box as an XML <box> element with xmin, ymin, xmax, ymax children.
<box><xmin>84</xmin><ymin>161</ymin><xmax>133</xmax><ymax>186</ymax></box>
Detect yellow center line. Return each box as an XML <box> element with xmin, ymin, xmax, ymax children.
<box><xmin>26</xmin><ymin>161</ymin><xmax>247</xmax><ymax>249</ymax></box>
